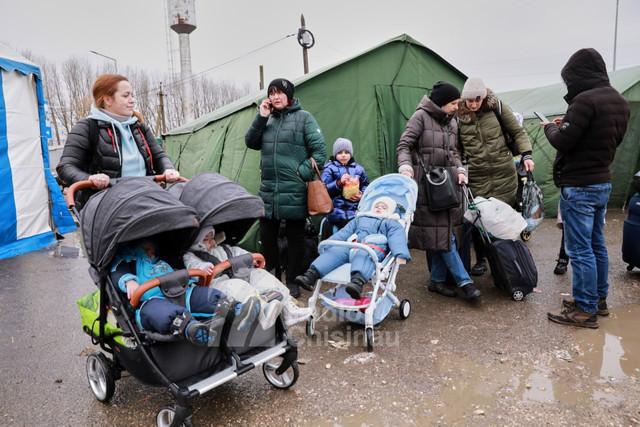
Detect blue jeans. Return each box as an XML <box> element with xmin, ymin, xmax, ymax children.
<box><xmin>312</xmin><ymin>245</ymin><xmax>385</xmax><ymax>281</ymax></box>
<box><xmin>428</xmin><ymin>234</ymin><xmax>473</xmax><ymax>287</ymax></box>
<box><xmin>560</xmin><ymin>183</ymin><xmax>611</xmax><ymax>314</ymax></box>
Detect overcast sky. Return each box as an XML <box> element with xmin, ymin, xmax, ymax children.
<box><xmin>2</xmin><ymin>0</ymin><xmax>639</xmax><ymax>94</ymax></box>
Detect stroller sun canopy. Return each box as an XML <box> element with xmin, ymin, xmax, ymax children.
<box><xmin>80</xmin><ymin>178</ymin><xmax>198</xmax><ymax>272</ymax></box>
<box><xmin>358</xmin><ymin>174</ymin><xmax>418</xmax><ymax>218</ymax></box>
<box><xmin>169</xmin><ymin>172</ymin><xmax>264</xmax><ymax>233</ymax></box>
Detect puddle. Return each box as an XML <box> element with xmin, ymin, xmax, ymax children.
<box><xmin>413</xmin><ymin>355</ymin><xmax>515</xmax><ymax>423</ymax></box>
<box><xmin>574</xmin><ymin>304</ymin><xmax>640</xmax><ymax>381</ymax></box>
<box><xmin>33</xmin><ymin>231</ymin><xmax>85</xmax><ymax>258</ymax></box>
<box><xmin>521</xmin><ymin>369</ymin><xmax>554</xmax><ymax>403</ymax></box>
<box><xmin>354</xmin><ymin>306</ymin><xmax>639</xmax><ymax>423</ymax></box>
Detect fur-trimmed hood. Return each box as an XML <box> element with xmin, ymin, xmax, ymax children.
<box><xmin>456</xmin><ymin>88</ymin><xmax>499</xmax><ymax>124</ymax></box>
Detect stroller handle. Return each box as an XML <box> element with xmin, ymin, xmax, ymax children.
<box><xmin>205</xmin><ymin>254</ymin><xmax>266</xmax><ymax>286</ymax></box>
<box><xmin>65</xmin><ymin>180</ymin><xmax>96</xmax><ymax>209</ymax></box>
<box><xmin>65</xmin><ymin>174</ymin><xmax>188</xmax><ymax>209</ymax></box>
<box><xmin>130</xmin><ymin>269</ymin><xmax>208</xmax><ymax>307</ymax></box>
<box><xmin>154</xmin><ymin>173</ymin><xmax>188</xmax><ymax>183</ymax></box>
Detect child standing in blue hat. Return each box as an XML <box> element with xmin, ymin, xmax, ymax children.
<box><xmin>320</xmin><ymin>137</ymin><xmax>370</xmax><ymax>240</ymax></box>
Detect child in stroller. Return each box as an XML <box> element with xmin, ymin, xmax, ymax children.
<box><xmin>297</xmin><ymin>174</ymin><xmax>417</xmax><ymax>351</ymax></box>
<box><xmin>296</xmin><ymin>196</ymin><xmax>411</xmax><ymax>299</ymax></box>
<box><xmin>183</xmin><ymin>226</ymin><xmax>313</xmax><ymax>327</ymax></box>
<box><xmin>71</xmin><ymin>176</ymin><xmax>300</xmax><ymax>426</ymax></box>
<box><xmin>110</xmin><ymin>238</ymin><xmax>261</xmax><ymax>346</ymax></box>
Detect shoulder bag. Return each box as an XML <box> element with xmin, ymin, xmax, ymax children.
<box><xmin>307</xmin><ymin>157</ymin><xmax>334</xmax><ymax>216</ymax></box>
<box><xmin>418</xmin><ymin>126</ymin><xmax>460</xmax><ymax>212</ymax></box>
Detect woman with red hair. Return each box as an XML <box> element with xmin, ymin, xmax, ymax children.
<box><xmin>57</xmin><ymin>74</ymin><xmax>179</xmax><ymax>201</ymax></box>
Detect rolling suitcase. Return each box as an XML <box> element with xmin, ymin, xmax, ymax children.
<box><xmin>622</xmin><ymin>193</ymin><xmax>640</xmax><ymax>271</ymax></box>
<box><xmin>484</xmin><ymin>238</ymin><xmax>537</xmax><ymax>300</ymax></box>
<box><xmin>464</xmin><ymin>185</ymin><xmax>538</xmax><ymax>300</ymax></box>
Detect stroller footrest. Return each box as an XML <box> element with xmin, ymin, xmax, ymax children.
<box><xmin>187</xmin><ymin>341</ymin><xmax>288</xmax><ymax>395</ymax></box>
<box><xmin>321</xmin><ymin>263</ymin><xmax>351</xmax><ymax>284</ymax></box>
<box><xmin>318</xmin><ymin>293</ymin><xmax>370</xmax><ymax>310</ymax></box>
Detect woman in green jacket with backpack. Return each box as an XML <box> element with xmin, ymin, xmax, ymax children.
<box><xmin>245</xmin><ymin>78</ymin><xmax>326</xmax><ymax>297</ymax></box>
<box><xmin>456</xmin><ymin>77</ymin><xmax>535</xmax><ymax>276</ymax></box>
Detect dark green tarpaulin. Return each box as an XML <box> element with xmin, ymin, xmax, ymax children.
<box><xmin>164</xmin><ymin>34</ymin><xmax>467</xmax><ymax>193</ymax></box>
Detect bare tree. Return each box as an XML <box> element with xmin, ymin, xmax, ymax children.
<box><xmin>24</xmin><ymin>51</ymin><xmax>250</xmax><ymax>146</ymax></box>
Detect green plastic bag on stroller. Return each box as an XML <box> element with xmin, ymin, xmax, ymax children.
<box><xmin>77</xmin><ymin>291</ymin><xmax>127</xmax><ymax>347</ymax></box>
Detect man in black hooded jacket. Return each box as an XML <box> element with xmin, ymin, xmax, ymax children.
<box><xmin>542</xmin><ymin>48</ymin><xmax>630</xmax><ymax>329</ymax></box>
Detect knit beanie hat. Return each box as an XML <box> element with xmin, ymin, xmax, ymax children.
<box><xmin>267</xmin><ymin>78</ymin><xmax>295</xmax><ymax>102</ymax></box>
<box><xmin>429</xmin><ymin>81</ymin><xmax>461</xmax><ymax>107</ymax></box>
<box><xmin>373</xmin><ymin>196</ymin><xmax>397</xmax><ymax>216</ymax></box>
<box><xmin>333</xmin><ymin>137</ymin><xmax>353</xmax><ymax>157</ymax></box>
<box><xmin>461</xmin><ymin>77</ymin><xmax>487</xmax><ymax>100</ymax></box>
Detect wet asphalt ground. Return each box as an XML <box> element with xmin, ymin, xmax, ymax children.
<box><xmin>1</xmin><ymin>210</ymin><xmax>639</xmax><ymax>426</ymax></box>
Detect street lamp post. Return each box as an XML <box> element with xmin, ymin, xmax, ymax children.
<box><xmin>90</xmin><ymin>50</ymin><xmax>118</xmax><ymax>73</ymax></box>
<box><xmin>613</xmin><ymin>0</ymin><xmax>619</xmax><ymax>70</ymax></box>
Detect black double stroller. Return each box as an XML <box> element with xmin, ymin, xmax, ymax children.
<box><xmin>70</xmin><ymin>173</ymin><xmax>298</xmax><ymax>426</ymax></box>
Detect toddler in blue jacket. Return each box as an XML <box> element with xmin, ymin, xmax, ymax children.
<box><xmin>295</xmin><ymin>196</ymin><xmax>410</xmax><ymax>299</ymax></box>
<box><xmin>110</xmin><ymin>239</ymin><xmax>260</xmax><ymax>346</ymax></box>
<box><xmin>321</xmin><ymin>138</ymin><xmax>370</xmax><ymax>239</ymax></box>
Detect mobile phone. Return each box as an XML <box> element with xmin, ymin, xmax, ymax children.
<box><xmin>534</xmin><ymin>111</ymin><xmax>550</xmax><ymax>122</ymax></box>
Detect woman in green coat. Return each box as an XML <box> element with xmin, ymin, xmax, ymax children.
<box><xmin>456</xmin><ymin>77</ymin><xmax>535</xmax><ymax>276</ymax></box>
<box><xmin>245</xmin><ymin>78</ymin><xmax>326</xmax><ymax>297</ymax></box>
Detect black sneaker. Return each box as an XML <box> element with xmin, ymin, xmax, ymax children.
<box><xmin>470</xmin><ymin>260</ymin><xmax>487</xmax><ymax>276</ymax></box>
<box><xmin>427</xmin><ymin>281</ymin><xmax>457</xmax><ymax>297</ymax></box>
<box><xmin>461</xmin><ymin>283</ymin><xmax>481</xmax><ymax>300</ymax></box>
<box><xmin>235</xmin><ymin>296</ymin><xmax>261</xmax><ymax>332</ymax></box>
<box><xmin>554</xmin><ymin>258</ymin><xmax>569</xmax><ymax>275</ymax></box>
<box><xmin>185</xmin><ymin>321</ymin><xmax>211</xmax><ymax>346</ymax></box>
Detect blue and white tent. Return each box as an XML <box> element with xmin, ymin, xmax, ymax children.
<box><xmin>0</xmin><ymin>43</ymin><xmax>75</xmax><ymax>260</ymax></box>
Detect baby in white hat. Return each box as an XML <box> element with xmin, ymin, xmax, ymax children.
<box><xmin>183</xmin><ymin>226</ymin><xmax>313</xmax><ymax>327</ymax></box>
<box><xmin>296</xmin><ymin>196</ymin><xmax>411</xmax><ymax>299</ymax></box>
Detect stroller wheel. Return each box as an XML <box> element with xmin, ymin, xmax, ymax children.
<box><xmin>86</xmin><ymin>352</ymin><xmax>115</xmax><ymax>402</ymax></box>
<box><xmin>156</xmin><ymin>405</ymin><xmax>194</xmax><ymax>427</ymax></box>
<box><xmin>399</xmin><ymin>299</ymin><xmax>411</xmax><ymax>319</ymax></box>
<box><xmin>306</xmin><ymin>317</ymin><xmax>315</xmax><ymax>337</ymax></box>
<box><xmin>263</xmin><ymin>356</ymin><xmax>299</xmax><ymax>389</ymax></box>
<box><xmin>511</xmin><ymin>289</ymin><xmax>525</xmax><ymax>301</ymax></box>
<box><xmin>520</xmin><ymin>230</ymin><xmax>531</xmax><ymax>241</ymax></box>
<box><xmin>366</xmin><ymin>327</ymin><xmax>374</xmax><ymax>352</ymax></box>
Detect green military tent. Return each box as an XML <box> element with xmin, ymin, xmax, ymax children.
<box><xmin>163</xmin><ymin>34</ymin><xmax>467</xmax><ymax>195</ymax></box>
<box><xmin>499</xmin><ymin>65</ymin><xmax>640</xmax><ymax>217</ymax></box>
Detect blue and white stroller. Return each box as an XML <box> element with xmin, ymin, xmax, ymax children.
<box><xmin>306</xmin><ymin>174</ymin><xmax>418</xmax><ymax>351</ymax></box>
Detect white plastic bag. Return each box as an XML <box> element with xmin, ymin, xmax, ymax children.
<box><xmin>464</xmin><ymin>196</ymin><xmax>527</xmax><ymax>240</ymax></box>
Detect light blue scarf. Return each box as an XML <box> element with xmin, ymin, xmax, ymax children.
<box><xmin>89</xmin><ymin>106</ymin><xmax>146</xmax><ymax>177</ymax></box>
